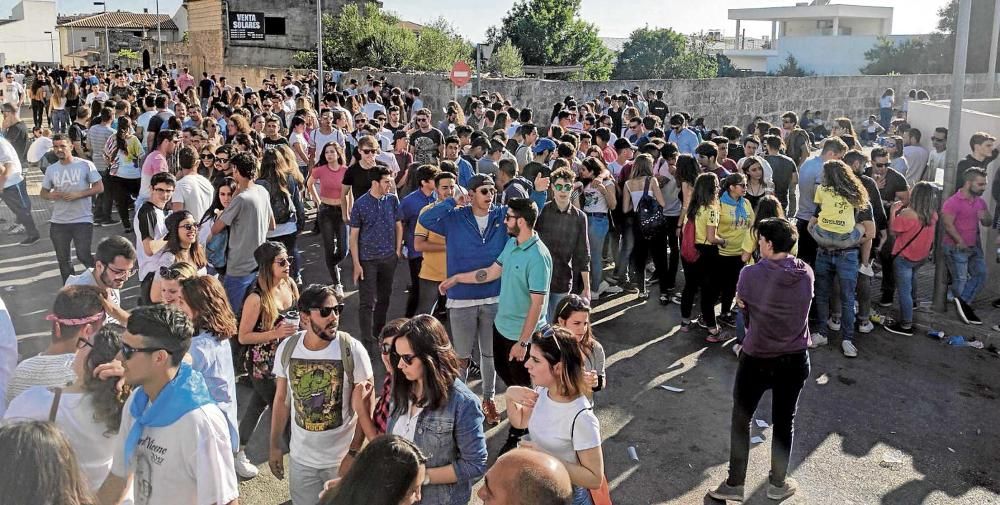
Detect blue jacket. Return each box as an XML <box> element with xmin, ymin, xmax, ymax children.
<box><xmin>418</xmin><ymin>191</ymin><xmax>547</xmax><ymax>300</ymax></box>
<box><xmin>456</xmin><ymin>157</ymin><xmax>475</xmax><ymax>188</ymax></box>
<box><xmin>387</xmin><ymin>380</ymin><xmax>487</xmax><ymax>505</ymax></box>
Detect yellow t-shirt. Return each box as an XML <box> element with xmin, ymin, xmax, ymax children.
<box><xmin>692</xmin><ymin>203</ymin><xmax>720</xmax><ymax>245</ymax></box>
<box><xmin>718</xmin><ymin>199</ymin><xmax>755</xmax><ymax>257</ymax></box>
<box><xmin>814</xmin><ymin>186</ymin><xmax>857</xmax><ymax>235</ymax></box>
<box><xmin>414</xmin><ymin>204</ymin><xmax>447</xmax><ymax>282</ymax></box>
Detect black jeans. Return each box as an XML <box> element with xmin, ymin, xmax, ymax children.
<box><xmin>358</xmin><ymin>255</ymin><xmax>398</xmax><ymax>356</ymax></box>
<box><xmin>1</xmin><ymin>180</ymin><xmax>39</xmax><ymax>238</ymax></box>
<box><xmin>680</xmin><ymin>244</ymin><xmax>720</xmax><ymax>326</ymax></box>
<box><xmin>717</xmin><ymin>254</ymin><xmax>747</xmax><ymax>315</ymax></box>
<box><xmin>94</xmin><ymin>170</ymin><xmax>114</xmax><ymax>222</ymax></box>
<box><xmin>632</xmin><ymin>222</ymin><xmax>670</xmax><ymax>296</ymax></box>
<box><xmin>31</xmin><ymin>100</ymin><xmax>45</xmax><ymax>127</ymax></box>
<box><xmin>663</xmin><ymin>215</ymin><xmax>680</xmax><ymax>290</ymax></box>
<box><xmin>50</xmin><ymin>222</ymin><xmax>95</xmax><ymax>283</ymax></box>
<box><xmin>795</xmin><ymin>218</ymin><xmax>817</xmax><ymax>267</ymax></box>
<box><xmin>110</xmin><ymin>176</ymin><xmax>139</xmax><ymax>225</ymax></box>
<box><xmin>405</xmin><ymin>257</ymin><xmax>423</xmax><ymax>317</ymax></box>
<box><xmin>493</xmin><ymin>325</ymin><xmax>532</xmax><ymax>388</ymax></box>
<box><xmin>238</xmin><ymin>375</ymin><xmax>277</xmax><ymax>446</ymax></box>
<box><xmin>317</xmin><ymin>204</ymin><xmax>346</xmax><ymax>286</ymax></box>
<box><xmin>727</xmin><ymin>351</ymin><xmax>810</xmax><ymax>488</ymax></box>
<box><xmin>878</xmin><ymin>234</ymin><xmax>896</xmax><ymax>303</ymax></box>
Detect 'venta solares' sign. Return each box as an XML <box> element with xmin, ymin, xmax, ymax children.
<box><xmin>229</xmin><ymin>12</ymin><xmax>265</xmax><ymax>41</ymax></box>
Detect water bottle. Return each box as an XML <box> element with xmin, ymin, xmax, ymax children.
<box><xmin>927</xmin><ymin>330</ymin><xmax>945</xmax><ymax>340</ymax></box>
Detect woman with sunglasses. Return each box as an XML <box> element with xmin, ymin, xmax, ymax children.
<box><xmin>386</xmin><ymin>315</ymin><xmax>487</xmax><ymax>505</ymax></box>
<box><xmin>308</xmin><ymin>141</ymin><xmax>350</xmax><ymax>294</ymax></box>
<box><xmin>714</xmin><ymin>171</ymin><xmax>756</xmax><ymax>332</ymax></box>
<box><xmin>320</xmin><ymin>434</ymin><xmax>428</xmax><ymax>505</ymax></box>
<box><xmin>237</xmin><ymin>241</ymin><xmax>299</xmax><ymax>466</ymax></box>
<box><xmin>199</xmin><ymin>176</ymin><xmax>237</xmax><ymax>276</ymax></box>
<box><xmin>373</xmin><ymin>318</ymin><xmax>409</xmax><ymax>435</ymax></box>
<box><xmin>147</xmin><ymin>211</ymin><xmax>207</xmax><ymax>304</ymax></box>
<box><xmin>505</xmin><ymin>327</ymin><xmax>605</xmax><ymax>505</ymax></box>
<box><xmin>197</xmin><ymin>148</ymin><xmax>215</xmax><ymax>178</ymax></box>
<box><xmin>620</xmin><ymin>153</ymin><xmax>669</xmax><ymax>302</ymax></box>
<box><xmin>176</xmin><ymin>275</ymin><xmax>248</xmax><ymax>476</ymax></box>
<box><xmin>553</xmin><ymin>295</ymin><xmax>606</xmax><ymax>395</ymax></box>
<box><xmin>680</xmin><ymin>173</ymin><xmax>726</xmax><ymax>338</ymax></box>
<box><xmin>4</xmin><ymin>323</ymin><xmax>128</xmax><ymax>495</ymax></box>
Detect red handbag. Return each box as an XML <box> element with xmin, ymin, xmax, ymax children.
<box><xmin>681</xmin><ymin>219</ymin><xmax>700</xmax><ymax>263</ymax></box>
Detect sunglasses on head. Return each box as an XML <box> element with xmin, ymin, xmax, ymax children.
<box><xmin>159</xmin><ymin>265</ymin><xmax>185</xmax><ymax>280</ymax></box>
<box><xmin>312</xmin><ymin>304</ymin><xmax>344</xmax><ymax>318</ymax></box>
<box><xmin>121</xmin><ymin>341</ymin><xmax>172</xmax><ymax>360</ymax></box>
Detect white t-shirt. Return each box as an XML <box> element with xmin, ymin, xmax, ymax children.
<box><xmin>4</xmin><ymin>388</ymin><xmax>118</xmax><ymax>493</ymax></box>
<box><xmin>0</xmin><ymin>137</ymin><xmax>23</xmax><ymax>189</ymax></box>
<box><xmin>289</xmin><ymin>131</ymin><xmax>309</xmax><ymax>166</ymax></box>
<box><xmin>879</xmin><ymin>95</ymin><xmax>894</xmax><ymax>109</ymax></box>
<box><xmin>581</xmin><ymin>179</ymin><xmax>614</xmax><ymax>214</ymax></box>
<box><xmin>272</xmin><ymin>332</ymin><xmax>373</xmax><ymax>469</ymax></box>
<box><xmin>362</xmin><ymin>102</ymin><xmax>386</xmax><ymax>120</ymax></box>
<box><xmin>390</xmin><ymin>401</ymin><xmax>424</xmax><ymax>442</ymax></box>
<box><xmin>172</xmin><ymin>173</ymin><xmax>214</xmax><ymax>222</ymax></box>
<box><xmin>526</xmin><ymin>387</ymin><xmax>601</xmax><ymax>465</ymax></box>
<box><xmin>65</xmin><ymin>269</ymin><xmax>121</xmax><ymax>325</ymax></box>
<box><xmin>111</xmin><ymin>394</ymin><xmax>238</xmax><ymax>505</ymax></box>
<box><xmin>0</xmin><ymin>295</ymin><xmax>16</xmax><ymax>416</ymax></box>
<box><xmin>310</xmin><ymin>129</ymin><xmax>346</xmax><ymax>163</ymax></box>
<box><xmin>5</xmin><ymin>353</ymin><xmax>75</xmax><ymax>404</ymax></box>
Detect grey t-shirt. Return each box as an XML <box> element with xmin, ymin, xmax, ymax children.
<box><xmin>477</xmin><ymin>158</ymin><xmax>498</xmax><ymax>178</ymax></box>
<box><xmin>41</xmin><ymin>158</ymin><xmax>101</xmax><ymax>224</ymax></box>
<box><xmin>219</xmin><ymin>184</ymin><xmax>273</xmax><ymax>277</ymax></box>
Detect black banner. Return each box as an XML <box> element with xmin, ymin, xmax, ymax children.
<box><xmin>229</xmin><ymin>12</ymin><xmax>265</xmax><ymax>41</ymax></box>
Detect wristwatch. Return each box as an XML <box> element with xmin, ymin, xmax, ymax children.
<box><xmin>347</xmin><ymin>448</ymin><xmax>360</xmax><ymax>458</ymax></box>
<box><xmin>518</xmin><ymin>341</ymin><xmax>530</xmax><ymax>348</ymax></box>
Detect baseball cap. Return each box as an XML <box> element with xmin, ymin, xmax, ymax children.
<box><xmin>532</xmin><ymin>138</ymin><xmax>558</xmax><ymax>154</ymax></box>
<box><xmin>614</xmin><ymin>138</ymin><xmax>637</xmax><ymax>151</ymax></box>
<box><xmin>468</xmin><ymin>174</ymin><xmax>495</xmax><ymax>191</ymax></box>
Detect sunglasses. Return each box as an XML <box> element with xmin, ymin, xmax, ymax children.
<box><xmin>121</xmin><ymin>342</ymin><xmax>172</xmax><ymax>360</ymax></box>
<box><xmin>76</xmin><ymin>338</ymin><xmax>93</xmax><ymax>350</ymax></box>
<box><xmin>312</xmin><ymin>304</ymin><xmax>345</xmax><ymax>318</ymax></box>
<box><xmin>932</xmin><ymin>137</ymin><xmax>946</xmax><ymax>142</ymax></box>
<box><xmin>179</xmin><ymin>223</ymin><xmax>198</xmax><ymax>232</ymax></box>
<box><xmin>215</xmin><ymin>157</ymin><xmax>229</xmax><ymax>163</ymax></box>
<box><xmin>202</xmin><ymin>153</ymin><xmax>215</xmax><ymax>159</ymax></box>
<box><xmin>361</xmin><ymin>149</ymin><xmax>378</xmax><ymax>155</ymax></box>
<box><xmin>416</xmin><ymin>117</ymin><xmax>429</xmax><ymax>122</ymax></box>
<box><xmin>874</xmin><ymin>162</ymin><xmax>891</xmax><ymax>168</ymax></box>
<box><xmin>477</xmin><ymin>187</ymin><xmax>496</xmax><ymax>195</ymax></box>
<box><xmin>158</xmin><ymin>265</ymin><xmax>187</xmax><ymax>280</ymax></box>
<box><xmin>275</xmin><ymin>258</ymin><xmax>290</xmax><ymax>267</ymax></box>
<box><xmin>553</xmin><ymin>183</ymin><xmax>573</xmax><ymax>192</ymax></box>
<box><xmin>380</xmin><ymin>342</ymin><xmax>394</xmax><ymax>355</ymax></box>
<box><xmin>393</xmin><ymin>351</ymin><xmax>417</xmax><ymax>365</ymax></box>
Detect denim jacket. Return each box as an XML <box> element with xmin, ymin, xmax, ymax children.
<box><xmin>386</xmin><ymin>380</ymin><xmax>487</xmax><ymax>505</ymax></box>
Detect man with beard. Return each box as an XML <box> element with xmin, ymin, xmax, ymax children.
<box><xmin>270</xmin><ymin>284</ymin><xmax>374</xmax><ymax>505</ymax></box>
<box><xmin>409</xmin><ymin>108</ymin><xmax>444</xmax><ymax>165</ymax></box>
<box><xmin>942</xmin><ymin>167</ymin><xmax>992</xmax><ymax>325</ymax></box>
<box><xmin>65</xmin><ymin>235</ymin><xmax>136</xmax><ymax>325</ymax></box>
<box><xmin>439</xmin><ymin>197</ymin><xmax>553</xmax><ymax>453</ymax></box>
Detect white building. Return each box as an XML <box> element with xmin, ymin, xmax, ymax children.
<box><xmin>0</xmin><ymin>0</ymin><xmax>58</xmax><ymax>65</ymax></box>
<box><xmin>725</xmin><ymin>0</ymin><xmax>917</xmax><ymax>76</ymax></box>
<box><xmin>57</xmin><ymin>11</ymin><xmax>179</xmax><ymax>67</ymax></box>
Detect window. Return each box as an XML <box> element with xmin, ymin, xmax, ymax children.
<box><xmin>816</xmin><ymin>20</ymin><xmax>834</xmax><ymax>29</ymax></box>
<box><xmin>81</xmin><ymin>36</ymin><xmax>87</xmax><ymax>42</ymax></box>
<box><xmin>264</xmin><ymin>17</ymin><xmax>286</xmax><ymax>36</ymax></box>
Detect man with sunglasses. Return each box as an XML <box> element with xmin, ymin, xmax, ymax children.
<box><xmin>927</xmin><ymin>127</ymin><xmax>947</xmax><ymax>183</ymax></box>
<box><xmin>66</xmin><ymin>235</ymin><xmax>136</xmax><ymax>325</ymax></box>
<box><xmin>409</xmin><ymin>108</ymin><xmax>444</xmax><ymax>165</ymax></box>
<box><xmin>666</xmin><ymin>113</ymin><xmax>699</xmax><ymax>155</ymax></box>
<box><xmin>5</xmin><ymin>285</ymin><xmax>105</xmax><ymax>403</ymax></box>
<box><xmin>536</xmin><ymin>167</ymin><xmax>591</xmax><ymax>320</ymax></box>
<box><xmin>97</xmin><ymin>304</ymin><xmax>239</xmax><ymax>505</ymax></box>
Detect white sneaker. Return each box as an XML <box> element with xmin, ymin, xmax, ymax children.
<box><xmin>858</xmin><ymin>319</ymin><xmax>874</xmax><ymax>334</ymax></box>
<box><xmin>827</xmin><ymin>317</ymin><xmax>841</xmax><ymax>331</ymax></box>
<box><xmin>333</xmin><ymin>284</ymin><xmax>345</xmax><ymax>300</ymax></box>
<box><xmin>808</xmin><ymin>332</ymin><xmax>828</xmax><ymax>348</ymax></box>
<box><xmin>859</xmin><ymin>262</ymin><xmax>875</xmax><ymax>277</ymax></box>
<box><xmin>600</xmin><ymin>281</ymin><xmax>623</xmax><ymax>297</ymax></box>
<box><xmin>842</xmin><ymin>340</ymin><xmax>858</xmax><ymax>358</ymax></box>
<box><xmin>732</xmin><ymin>343</ymin><xmax>742</xmax><ymax>357</ymax></box>
<box><xmin>234</xmin><ymin>449</ymin><xmax>259</xmax><ymax>479</ymax></box>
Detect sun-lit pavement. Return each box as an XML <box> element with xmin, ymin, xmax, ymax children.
<box><xmin>4</xmin><ymin>183</ymin><xmax>1000</xmax><ymax>504</ymax></box>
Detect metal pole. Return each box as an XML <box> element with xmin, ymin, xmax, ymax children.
<box><xmin>476</xmin><ymin>44</ymin><xmax>482</xmax><ymax>96</ymax></box>
<box><xmin>316</xmin><ymin>0</ymin><xmax>323</xmax><ymax>100</ymax></box>
<box><xmin>156</xmin><ymin>0</ymin><xmax>163</xmax><ymax>67</ymax></box>
<box><xmin>989</xmin><ymin>0</ymin><xmax>1000</xmax><ymax>97</ymax></box>
<box><xmin>104</xmin><ymin>4</ymin><xmax>110</xmax><ymax>67</ymax></box>
<box><xmin>934</xmin><ymin>0</ymin><xmax>973</xmax><ymax>312</ymax></box>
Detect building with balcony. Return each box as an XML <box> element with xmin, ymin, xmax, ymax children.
<box><xmin>57</xmin><ymin>11</ymin><xmax>179</xmax><ymax>68</ymax></box>
<box><xmin>0</xmin><ymin>0</ymin><xmax>58</xmax><ymax>65</ymax></box>
<box><xmin>725</xmin><ymin>0</ymin><xmax>917</xmax><ymax>75</ymax></box>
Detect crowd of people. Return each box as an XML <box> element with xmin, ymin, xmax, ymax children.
<box><xmin>0</xmin><ymin>62</ymin><xmax>995</xmax><ymax>505</ymax></box>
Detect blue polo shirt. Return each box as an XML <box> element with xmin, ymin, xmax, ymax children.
<box><xmin>795</xmin><ymin>156</ymin><xmax>824</xmax><ymax>221</ymax></box>
<box><xmin>397</xmin><ymin>188</ymin><xmax>436</xmax><ymax>259</ymax></box>
<box><xmin>350</xmin><ymin>191</ymin><xmax>400</xmax><ymax>261</ymax></box>
<box><xmin>494</xmin><ymin>234</ymin><xmax>553</xmax><ymax>340</ymax></box>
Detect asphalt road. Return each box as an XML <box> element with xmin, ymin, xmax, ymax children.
<box><xmin>4</xmin><ymin>196</ymin><xmax>1000</xmax><ymax>505</ymax></box>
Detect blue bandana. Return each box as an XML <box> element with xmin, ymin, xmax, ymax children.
<box><xmin>720</xmin><ymin>191</ymin><xmax>750</xmax><ymax>228</ymax></box>
<box><xmin>124</xmin><ymin>363</ymin><xmax>238</xmax><ymax>464</ymax></box>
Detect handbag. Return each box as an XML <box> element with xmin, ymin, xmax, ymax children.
<box><xmin>636</xmin><ymin>177</ymin><xmax>668</xmax><ymax>239</ymax></box>
<box><xmin>680</xmin><ymin>218</ymin><xmax>700</xmax><ymax>263</ymax></box>
<box><xmin>571</xmin><ymin>408</ymin><xmax>613</xmax><ymax>505</ymax></box>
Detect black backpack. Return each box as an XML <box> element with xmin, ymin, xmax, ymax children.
<box><xmin>259</xmin><ymin>179</ymin><xmax>293</xmax><ymax>224</ymax></box>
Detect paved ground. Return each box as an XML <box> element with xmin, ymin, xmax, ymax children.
<box><xmin>4</xmin><ymin>170</ymin><xmax>1000</xmax><ymax>504</ymax></box>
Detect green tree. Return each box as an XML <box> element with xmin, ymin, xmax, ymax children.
<box><xmin>487</xmin><ymin>0</ymin><xmax>613</xmax><ymax>80</ymax></box>
<box><xmin>410</xmin><ymin>18</ymin><xmax>474</xmax><ymax>72</ymax></box>
<box><xmin>612</xmin><ymin>27</ymin><xmax>717</xmax><ymax>80</ymax></box>
<box><xmin>487</xmin><ymin>40</ymin><xmax>524</xmax><ymax>77</ymax></box>
<box><xmin>715</xmin><ymin>53</ymin><xmax>738</xmax><ymax>77</ymax></box>
<box><xmin>774</xmin><ymin>55</ymin><xmax>812</xmax><ymax>77</ymax></box>
<box><xmin>860</xmin><ymin>36</ymin><xmax>948</xmax><ymax>75</ymax></box>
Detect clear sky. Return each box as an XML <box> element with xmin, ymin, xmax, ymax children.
<box><xmin>381</xmin><ymin>0</ymin><xmax>950</xmax><ymax>40</ymax></box>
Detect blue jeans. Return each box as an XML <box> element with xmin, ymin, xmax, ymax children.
<box><xmin>222</xmin><ymin>273</ymin><xmax>257</xmax><ymax>317</ymax></box>
<box><xmin>51</xmin><ymin>109</ymin><xmax>69</xmax><ymax>133</ymax></box>
<box><xmin>943</xmin><ymin>243</ymin><xmax>986</xmax><ymax>302</ymax></box>
<box><xmin>547</xmin><ymin>292</ymin><xmax>568</xmax><ymax>324</ymax></box>
<box><xmin>815</xmin><ymin>247</ymin><xmax>859</xmax><ymax>341</ymax></box>
<box><xmin>880</xmin><ymin>107</ymin><xmax>892</xmax><ymax>128</ymax></box>
<box><xmin>1</xmin><ymin>180</ymin><xmax>39</xmax><ymax>238</ymax></box>
<box><xmin>572</xmin><ymin>486</ymin><xmax>595</xmax><ymax>505</ymax></box>
<box><xmin>613</xmin><ymin>216</ymin><xmax>635</xmax><ymax>283</ymax></box>
<box><xmin>587</xmin><ymin>213</ymin><xmax>609</xmax><ymax>292</ymax></box>
<box><xmin>734</xmin><ymin>307</ymin><xmax>746</xmax><ymax>343</ymax></box>
<box><xmin>894</xmin><ymin>256</ymin><xmax>923</xmax><ymax>324</ymax></box>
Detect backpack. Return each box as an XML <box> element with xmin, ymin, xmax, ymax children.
<box><xmin>280</xmin><ymin>330</ymin><xmax>357</xmax><ymax>416</ymax></box>
<box><xmin>264</xmin><ymin>180</ymin><xmax>294</xmax><ymax>224</ymax></box>
<box><xmin>205</xmin><ymin>224</ymin><xmax>228</xmax><ymax>268</ymax></box>
<box><xmin>681</xmin><ymin>218</ymin><xmax>700</xmax><ymax>263</ymax></box>
<box><xmin>636</xmin><ymin>177</ymin><xmax>668</xmax><ymax>239</ymax></box>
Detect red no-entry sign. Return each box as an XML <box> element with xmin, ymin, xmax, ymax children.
<box><xmin>450</xmin><ymin>60</ymin><xmax>471</xmax><ymax>87</ymax></box>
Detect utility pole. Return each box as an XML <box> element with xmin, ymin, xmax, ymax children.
<box><xmin>94</xmin><ymin>2</ymin><xmax>109</xmax><ymax>66</ymax></box>
<box><xmin>934</xmin><ymin>0</ymin><xmax>973</xmax><ymax>312</ymax></box>
<box><xmin>156</xmin><ymin>0</ymin><xmax>163</xmax><ymax>67</ymax></box>
<box><xmin>316</xmin><ymin>0</ymin><xmax>324</xmax><ymax>100</ymax></box>
<box><xmin>989</xmin><ymin>0</ymin><xmax>1000</xmax><ymax>97</ymax></box>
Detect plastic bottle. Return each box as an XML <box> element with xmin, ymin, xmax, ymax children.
<box><xmin>927</xmin><ymin>330</ymin><xmax>945</xmax><ymax>339</ymax></box>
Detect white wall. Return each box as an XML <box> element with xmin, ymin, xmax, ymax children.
<box><xmin>770</xmin><ymin>34</ymin><xmax>914</xmax><ymax>76</ymax></box>
<box><xmin>0</xmin><ymin>0</ymin><xmax>58</xmax><ymax>64</ymax></box>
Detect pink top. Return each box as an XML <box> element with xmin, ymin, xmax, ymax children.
<box><xmin>142</xmin><ymin>151</ymin><xmax>168</xmax><ymax>177</ymax></box>
<box><xmin>891</xmin><ymin>211</ymin><xmax>938</xmax><ymax>261</ymax></box>
<box><xmin>941</xmin><ymin>192</ymin><xmax>987</xmax><ymax>246</ymax></box>
<box><xmin>310</xmin><ymin>164</ymin><xmax>347</xmax><ymax>201</ymax></box>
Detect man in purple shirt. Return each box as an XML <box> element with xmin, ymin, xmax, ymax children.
<box><xmin>941</xmin><ymin>167</ymin><xmax>992</xmax><ymax>325</ymax></box>
<box><xmin>709</xmin><ymin>218</ymin><xmax>812</xmax><ymax>503</ymax></box>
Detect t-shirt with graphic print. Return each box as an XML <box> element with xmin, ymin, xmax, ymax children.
<box><xmin>273</xmin><ymin>332</ymin><xmax>373</xmax><ymax>469</ymax></box>
<box><xmin>409</xmin><ymin>128</ymin><xmax>443</xmax><ymax>165</ymax></box>
<box><xmin>814</xmin><ymin>186</ymin><xmax>858</xmax><ymax>235</ymax></box>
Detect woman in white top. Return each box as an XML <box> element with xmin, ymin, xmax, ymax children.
<box><xmin>575</xmin><ymin>157</ymin><xmax>616</xmax><ymax>296</ymax></box>
<box><xmin>148</xmin><ymin>211</ymin><xmax>208</xmax><ymax>304</ymax></box>
<box><xmin>288</xmin><ymin>116</ymin><xmax>312</xmax><ymax>179</ymax></box>
<box><xmin>878</xmin><ymin>88</ymin><xmax>895</xmax><ymax>129</ymax></box>
<box><xmin>505</xmin><ymin>327</ymin><xmax>604</xmax><ymax>505</ymax></box>
<box><xmin>4</xmin><ymin>323</ymin><xmax>129</xmax><ymax>494</ymax></box>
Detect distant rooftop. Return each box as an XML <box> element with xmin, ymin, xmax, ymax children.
<box><xmin>729</xmin><ymin>1</ymin><xmax>892</xmax><ymax>21</ymax></box>
<box><xmin>58</xmin><ymin>11</ymin><xmax>177</xmax><ymax>30</ymax></box>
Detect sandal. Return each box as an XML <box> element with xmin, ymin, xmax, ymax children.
<box><xmin>680</xmin><ymin>320</ymin><xmax>692</xmax><ymax>332</ymax></box>
<box><xmin>659</xmin><ymin>293</ymin><xmax>670</xmax><ymax>305</ymax></box>
<box><xmin>705</xmin><ymin>328</ymin><xmax>724</xmax><ymax>343</ymax></box>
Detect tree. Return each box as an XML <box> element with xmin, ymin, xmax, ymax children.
<box><xmin>487</xmin><ymin>0</ymin><xmax>614</xmax><ymax>80</ymax></box>
<box><xmin>487</xmin><ymin>40</ymin><xmax>524</xmax><ymax>77</ymax></box>
<box><xmin>774</xmin><ymin>55</ymin><xmax>812</xmax><ymax>77</ymax></box>
<box><xmin>612</xmin><ymin>27</ymin><xmax>718</xmax><ymax>80</ymax></box>
<box><xmin>410</xmin><ymin>18</ymin><xmax>473</xmax><ymax>72</ymax></box>
<box><xmin>860</xmin><ymin>36</ymin><xmax>948</xmax><ymax>75</ymax></box>
<box><xmin>715</xmin><ymin>53</ymin><xmax>738</xmax><ymax>78</ymax></box>
<box><xmin>935</xmin><ymin>0</ymin><xmax>999</xmax><ymax>73</ymax></box>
